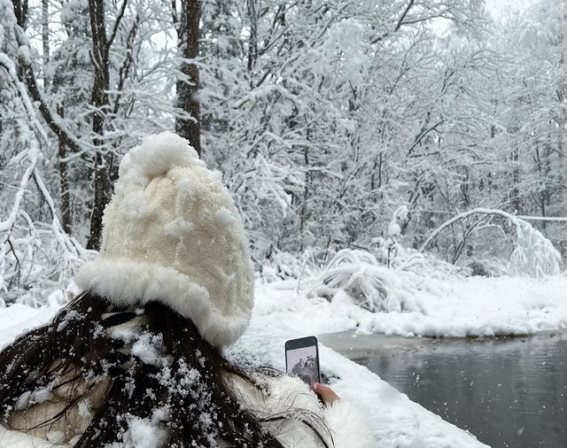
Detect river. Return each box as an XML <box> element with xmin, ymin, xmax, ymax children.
<box><xmin>319</xmin><ymin>331</ymin><xmax>567</xmax><ymax>448</ymax></box>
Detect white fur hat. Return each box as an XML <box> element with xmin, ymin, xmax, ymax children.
<box><xmin>76</xmin><ymin>132</ymin><xmax>254</xmax><ymax>347</ymax></box>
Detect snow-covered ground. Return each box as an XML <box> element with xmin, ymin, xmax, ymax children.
<box><xmin>2</xmin><ymin>275</ymin><xmax>567</xmax><ymax>447</ymax></box>
<box><xmin>230</xmin><ymin>291</ymin><xmax>490</xmax><ymax>448</ymax></box>
<box><xmin>0</xmin><ymin>303</ymin><xmax>60</xmax><ymax>347</ymax></box>
<box><xmin>261</xmin><ymin>275</ymin><xmax>567</xmax><ymax>337</ymax></box>
<box><xmin>232</xmin><ymin>275</ymin><xmax>567</xmax><ymax>446</ymax></box>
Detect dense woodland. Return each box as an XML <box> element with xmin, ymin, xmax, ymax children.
<box><xmin>0</xmin><ymin>0</ymin><xmax>566</xmax><ymax>304</ymax></box>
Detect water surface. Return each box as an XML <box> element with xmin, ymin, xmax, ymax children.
<box><xmin>319</xmin><ymin>331</ymin><xmax>567</xmax><ymax>448</ymax></box>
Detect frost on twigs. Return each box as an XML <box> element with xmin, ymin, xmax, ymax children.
<box><xmin>420</xmin><ymin>208</ymin><xmax>562</xmax><ymax>279</ymax></box>
<box><xmin>509</xmin><ymin>219</ymin><xmax>562</xmax><ymax>278</ymax></box>
<box><xmin>0</xmin><ymin>40</ymin><xmax>89</xmax><ymax>306</ymax></box>
<box><xmin>261</xmin><ymin>248</ymin><xmax>317</xmax><ymax>284</ymax></box>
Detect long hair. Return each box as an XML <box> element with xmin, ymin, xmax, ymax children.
<box><xmin>0</xmin><ymin>292</ymin><xmax>331</xmax><ymax>447</ymax></box>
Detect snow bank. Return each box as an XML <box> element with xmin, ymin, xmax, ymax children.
<box><xmin>0</xmin><ymin>303</ymin><xmax>59</xmax><ymax>348</ymax></box>
<box><xmin>230</xmin><ymin>287</ymin><xmax>489</xmax><ymax>448</ymax></box>
<box><xmin>258</xmin><ymin>276</ymin><xmax>567</xmax><ymax>338</ymax></box>
<box><xmin>1</xmin><ymin>273</ymin><xmax>566</xmax><ymax>447</ymax></box>
<box><xmin>0</xmin><ymin>291</ymin><xmax>490</xmax><ymax>447</ymax></box>
<box><xmin>8</xmin><ymin>272</ymin><xmax>565</xmax><ymax>446</ymax></box>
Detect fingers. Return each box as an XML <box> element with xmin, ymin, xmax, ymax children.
<box><xmin>313</xmin><ymin>382</ymin><xmax>340</xmax><ymax>406</ymax></box>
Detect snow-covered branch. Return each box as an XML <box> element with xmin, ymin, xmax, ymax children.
<box><xmin>420</xmin><ymin>208</ymin><xmax>563</xmax><ymax>278</ymax></box>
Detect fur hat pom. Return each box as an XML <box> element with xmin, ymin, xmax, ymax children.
<box><xmin>77</xmin><ymin>132</ymin><xmax>254</xmax><ymax>347</ymax></box>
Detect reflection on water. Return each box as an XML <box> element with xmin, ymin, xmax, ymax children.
<box><xmin>319</xmin><ymin>332</ymin><xmax>567</xmax><ymax>448</ymax></box>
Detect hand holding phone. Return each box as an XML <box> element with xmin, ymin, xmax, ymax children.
<box><xmin>313</xmin><ymin>382</ymin><xmax>340</xmax><ymax>406</ymax></box>
<box><xmin>285</xmin><ymin>336</ymin><xmax>321</xmax><ymax>386</ymax></box>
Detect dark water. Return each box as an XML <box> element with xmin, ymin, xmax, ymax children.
<box><xmin>319</xmin><ymin>331</ymin><xmax>567</xmax><ymax>448</ymax></box>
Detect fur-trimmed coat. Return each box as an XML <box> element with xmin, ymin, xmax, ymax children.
<box><xmin>0</xmin><ymin>313</ymin><xmax>374</xmax><ymax>448</ymax></box>
<box><xmin>0</xmin><ymin>373</ymin><xmax>374</xmax><ymax>448</ymax></box>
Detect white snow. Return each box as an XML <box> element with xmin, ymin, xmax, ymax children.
<box><xmin>77</xmin><ymin>399</ymin><xmax>92</xmax><ymax>419</ymax></box>
<box><xmin>14</xmin><ymin>385</ymin><xmax>54</xmax><ymax>411</ymax></box>
<box><xmin>0</xmin><ymin>303</ymin><xmax>59</xmax><ymax>348</ymax></box>
<box><xmin>56</xmin><ymin>310</ymin><xmax>81</xmax><ymax>332</ymax></box>
<box><xmin>131</xmin><ymin>333</ymin><xmax>165</xmax><ymax>366</ymax></box>
<box><xmin>3</xmin><ymin>274</ymin><xmax>567</xmax><ymax>447</ymax></box>
<box><xmin>257</xmin><ymin>276</ymin><xmax>567</xmax><ymax>338</ymax></box>
<box><xmin>123</xmin><ymin>414</ymin><xmax>168</xmax><ymax>448</ymax></box>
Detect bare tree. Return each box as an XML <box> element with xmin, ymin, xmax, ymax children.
<box><xmin>86</xmin><ymin>0</ymin><xmax>129</xmax><ymax>249</ymax></box>
<box><xmin>174</xmin><ymin>0</ymin><xmax>201</xmax><ymax>155</ymax></box>
<box><xmin>57</xmin><ymin>104</ymin><xmax>72</xmax><ymax>234</ymax></box>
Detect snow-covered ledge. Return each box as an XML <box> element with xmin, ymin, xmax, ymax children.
<box><xmin>228</xmin><ymin>283</ymin><xmax>499</xmax><ymax>448</ymax></box>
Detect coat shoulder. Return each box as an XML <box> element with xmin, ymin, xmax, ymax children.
<box><xmin>0</xmin><ymin>424</ymin><xmax>61</xmax><ymax>448</ymax></box>
<box><xmin>228</xmin><ymin>372</ymin><xmax>376</xmax><ymax>448</ymax></box>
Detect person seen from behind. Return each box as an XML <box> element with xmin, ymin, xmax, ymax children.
<box><xmin>0</xmin><ymin>132</ymin><xmax>375</xmax><ymax>448</ymax></box>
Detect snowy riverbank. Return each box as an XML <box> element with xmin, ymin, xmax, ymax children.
<box><xmin>3</xmin><ymin>275</ymin><xmax>566</xmax><ymax>447</ymax></box>
<box><xmin>0</xmin><ymin>278</ymin><xmax>515</xmax><ymax>448</ymax></box>
<box><xmin>234</xmin><ymin>275</ymin><xmax>567</xmax><ymax>446</ymax></box>
<box><xmin>230</xmin><ymin>286</ymin><xmax>491</xmax><ymax>448</ymax></box>
<box><xmin>259</xmin><ymin>275</ymin><xmax>567</xmax><ymax>338</ymax></box>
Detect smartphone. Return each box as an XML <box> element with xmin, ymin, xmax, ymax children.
<box><xmin>285</xmin><ymin>336</ymin><xmax>321</xmax><ymax>386</ymax></box>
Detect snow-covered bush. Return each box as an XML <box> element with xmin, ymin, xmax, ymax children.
<box><xmin>374</xmin><ymin>205</ymin><xmax>467</xmax><ymax>279</ymax></box>
<box><xmin>260</xmin><ymin>249</ymin><xmax>318</xmax><ymax>288</ymax></box>
<box><xmin>308</xmin><ymin>249</ymin><xmax>422</xmax><ymax>313</ymax></box>
<box><xmin>510</xmin><ymin>219</ymin><xmax>563</xmax><ymax>278</ymax></box>
<box><xmin>421</xmin><ymin>208</ymin><xmax>563</xmax><ymax>279</ymax></box>
<box><xmin>300</xmin><ymin>206</ymin><xmax>465</xmax><ymax>314</ymax></box>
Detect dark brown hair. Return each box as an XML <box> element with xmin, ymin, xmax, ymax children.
<box><xmin>0</xmin><ymin>292</ymin><xmax>331</xmax><ymax>447</ymax></box>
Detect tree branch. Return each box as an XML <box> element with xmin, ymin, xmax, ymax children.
<box><xmin>113</xmin><ymin>14</ymin><xmax>140</xmax><ymax>115</ymax></box>
<box><xmin>370</xmin><ymin>0</ymin><xmax>415</xmax><ymax>44</ymax></box>
<box><xmin>395</xmin><ymin>0</ymin><xmax>416</xmax><ymax>32</ymax></box>
<box><xmin>107</xmin><ymin>0</ymin><xmax>129</xmax><ymax>53</ymax></box>
<box><xmin>407</xmin><ymin>119</ymin><xmax>444</xmax><ymax>156</ymax></box>
<box><xmin>20</xmin><ymin>62</ymin><xmax>83</xmax><ymax>153</ymax></box>
<box><xmin>171</xmin><ymin>0</ymin><xmax>178</xmax><ymax>26</ymax></box>
<box><xmin>0</xmin><ymin>53</ymin><xmax>86</xmax><ymax>153</ymax></box>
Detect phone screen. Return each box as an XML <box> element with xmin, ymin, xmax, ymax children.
<box><xmin>285</xmin><ymin>336</ymin><xmax>320</xmax><ymax>386</ymax></box>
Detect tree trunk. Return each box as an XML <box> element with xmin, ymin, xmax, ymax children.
<box><xmin>299</xmin><ymin>127</ymin><xmax>312</xmax><ymax>252</ymax></box>
<box><xmin>41</xmin><ymin>0</ymin><xmax>49</xmax><ymax>87</ymax></box>
<box><xmin>175</xmin><ymin>0</ymin><xmax>201</xmax><ymax>156</ymax></box>
<box><xmin>12</xmin><ymin>0</ymin><xmax>28</xmax><ymax>28</ymax></box>
<box><xmin>247</xmin><ymin>0</ymin><xmax>258</xmax><ymax>76</ymax></box>
<box><xmin>511</xmin><ymin>147</ymin><xmax>520</xmax><ymax>214</ymax></box>
<box><xmin>57</xmin><ymin>105</ymin><xmax>72</xmax><ymax>234</ymax></box>
<box><xmin>86</xmin><ymin>0</ymin><xmax>112</xmax><ymax>250</ymax></box>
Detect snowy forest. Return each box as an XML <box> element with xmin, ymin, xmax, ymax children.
<box><xmin>1</xmin><ymin>0</ymin><xmax>566</xmax><ymax>303</ymax></box>
<box><xmin>1</xmin><ymin>1</ymin><xmax>567</xmax><ymax>447</ymax></box>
